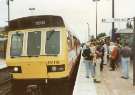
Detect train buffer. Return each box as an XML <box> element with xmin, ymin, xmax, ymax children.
<box><xmin>73</xmin><ymin>58</ymin><xmax>97</xmax><ymax>95</ymax></box>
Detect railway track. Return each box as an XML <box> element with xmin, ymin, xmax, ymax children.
<box><xmin>0</xmin><ymin>79</ymin><xmax>12</xmax><ymax>95</ymax></box>
<box><xmin>0</xmin><ymin>68</ymin><xmax>12</xmax><ymax>95</ymax></box>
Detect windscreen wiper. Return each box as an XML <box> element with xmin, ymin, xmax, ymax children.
<box><xmin>27</xmin><ymin>55</ymin><xmax>39</xmax><ymax>57</ymax></box>
<box><xmin>47</xmin><ymin>30</ymin><xmax>55</xmax><ymax>40</ymax></box>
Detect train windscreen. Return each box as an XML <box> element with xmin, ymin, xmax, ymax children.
<box><xmin>45</xmin><ymin>31</ymin><xmax>60</xmax><ymax>55</ymax></box>
<box><xmin>27</xmin><ymin>31</ymin><xmax>41</xmax><ymax>56</ymax></box>
<box><xmin>10</xmin><ymin>33</ymin><xmax>23</xmax><ymax>57</ymax></box>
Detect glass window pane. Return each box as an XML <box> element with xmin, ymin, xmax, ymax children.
<box><xmin>45</xmin><ymin>31</ymin><xmax>60</xmax><ymax>54</ymax></box>
<box><xmin>10</xmin><ymin>33</ymin><xmax>23</xmax><ymax>56</ymax></box>
<box><xmin>27</xmin><ymin>31</ymin><xmax>41</xmax><ymax>56</ymax></box>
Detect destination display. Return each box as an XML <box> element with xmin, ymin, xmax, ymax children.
<box><xmin>8</xmin><ymin>15</ymin><xmax>65</xmax><ymax>31</ymax></box>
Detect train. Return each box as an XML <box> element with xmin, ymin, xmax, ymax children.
<box><xmin>0</xmin><ymin>37</ymin><xmax>7</xmax><ymax>58</ymax></box>
<box><xmin>5</xmin><ymin>15</ymin><xmax>81</xmax><ymax>94</ymax></box>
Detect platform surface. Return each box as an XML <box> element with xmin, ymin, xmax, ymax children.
<box><xmin>73</xmin><ymin>56</ymin><xmax>135</xmax><ymax>95</ymax></box>
<box><xmin>73</xmin><ymin>57</ymin><xmax>97</xmax><ymax>95</ymax></box>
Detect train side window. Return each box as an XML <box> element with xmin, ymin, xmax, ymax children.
<box><xmin>67</xmin><ymin>37</ymin><xmax>72</xmax><ymax>50</ymax></box>
<box><xmin>27</xmin><ymin>31</ymin><xmax>41</xmax><ymax>56</ymax></box>
<box><xmin>10</xmin><ymin>33</ymin><xmax>23</xmax><ymax>57</ymax></box>
<box><xmin>45</xmin><ymin>31</ymin><xmax>60</xmax><ymax>55</ymax></box>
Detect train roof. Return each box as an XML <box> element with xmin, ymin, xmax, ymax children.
<box><xmin>7</xmin><ymin>15</ymin><xmax>65</xmax><ymax>31</ymax></box>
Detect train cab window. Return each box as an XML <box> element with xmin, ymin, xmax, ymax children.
<box><xmin>27</xmin><ymin>31</ymin><xmax>41</xmax><ymax>56</ymax></box>
<box><xmin>45</xmin><ymin>31</ymin><xmax>60</xmax><ymax>55</ymax></box>
<box><xmin>10</xmin><ymin>33</ymin><xmax>23</xmax><ymax>57</ymax></box>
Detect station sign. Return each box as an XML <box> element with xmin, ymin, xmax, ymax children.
<box><xmin>102</xmin><ymin>18</ymin><xmax>133</xmax><ymax>23</ymax></box>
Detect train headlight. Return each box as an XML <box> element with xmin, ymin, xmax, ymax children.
<box><xmin>52</xmin><ymin>66</ymin><xmax>57</xmax><ymax>72</ymax></box>
<box><xmin>8</xmin><ymin>66</ymin><xmax>22</xmax><ymax>73</ymax></box>
<box><xmin>14</xmin><ymin>67</ymin><xmax>19</xmax><ymax>72</ymax></box>
<box><xmin>47</xmin><ymin>65</ymin><xmax>65</xmax><ymax>72</ymax></box>
<box><xmin>58</xmin><ymin>67</ymin><xmax>65</xmax><ymax>71</ymax></box>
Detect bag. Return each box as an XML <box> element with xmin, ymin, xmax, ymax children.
<box><xmin>96</xmin><ymin>51</ymin><xmax>102</xmax><ymax>57</ymax></box>
<box><xmin>82</xmin><ymin>48</ymin><xmax>93</xmax><ymax>60</ymax></box>
<box><xmin>111</xmin><ymin>47</ymin><xmax>118</xmax><ymax>60</ymax></box>
<box><xmin>82</xmin><ymin>48</ymin><xmax>89</xmax><ymax>57</ymax></box>
<box><xmin>96</xmin><ymin>46</ymin><xmax>103</xmax><ymax>58</ymax></box>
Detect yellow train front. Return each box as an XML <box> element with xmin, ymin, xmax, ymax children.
<box><xmin>6</xmin><ymin>15</ymin><xmax>81</xmax><ymax>94</ymax></box>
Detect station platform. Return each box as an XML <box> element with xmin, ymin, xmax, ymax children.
<box><xmin>0</xmin><ymin>59</ymin><xmax>7</xmax><ymax>69</ymax></box>
<box><xmin>73</xmin><ymin>56</ymin><xmax>135</xmax><ymax>95</ymax></box>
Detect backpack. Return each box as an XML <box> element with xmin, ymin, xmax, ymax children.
<box><xmin>82</xmin><ymin>48</ymin><xmax>93</xmax><ymax>60</ymax></box>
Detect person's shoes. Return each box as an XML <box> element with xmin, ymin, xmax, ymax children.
<box><xmin>109</xmin><ymin>69</ymin><xmax>115</xmax><ymax>71</ymax></box>
<box><xmin>93</xmin><ymin>79</ymin><xmax>96</xmax><ymax>82</ymax></box>
<box><xmin>121</xmin><ymin>76</ymin><xmax>129</xmax><ymax>79</ymax></box>
<box><xmin>94</xmin><ymin>80</ymin><xmax>101</xmax><ymax>83</ymax></box>
<box><xmin>93</xmin><ymin>79</ymin><xmax>101</xmax><ymax>83</ymax></box>
<box><xmin>95</xmin><ymin>81</ymin><xmax>101</xmax><ymax>83</ymax></box>
<box><xmin>86</xmin><ymin>76</ymin><xmax>89</xmax><ymax>78</ymax></box>
<box><xmin>92</xmin><ymin>76</ymin><xmax>95</xmax><ymax>78</ymax></box>
<box><xmin>100</xmin><ymin>69</ymin><xmax>103</xmax><ymax>71</ymax></box>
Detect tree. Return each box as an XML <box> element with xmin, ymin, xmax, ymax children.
<box><xmin>97</xmin><ymin>32</ymin><xmax>106</xmax><ymax>38</ymax></box>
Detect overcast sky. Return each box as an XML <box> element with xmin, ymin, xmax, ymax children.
<box><xmin>0</xmin><ymin>0</ymin><xmax>135</xmax><ymax>42</ymax></box>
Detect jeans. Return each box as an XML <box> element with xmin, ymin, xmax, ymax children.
<box><xmin>90</xmin><ymin>63</ymin><xmax>95</xmax><ymax>77</ymax></box>
<box><xmin>121</xmin><ymin>57</ymin><xmax>130</xmax><ymax>78</ymax></box>
<box><xmin>103</xmin><ymin>52</ymin><xmax>108</xmax><ymax>65</ymax></box>
<box><xmin>84</xmin><ymin>60</ymin><xmax>95</xmax><ymax>77</ymax></box>
<box><xmin>95</xmin><ymin>58</ymin><xmax>101</xmax><ymax>81</ymax></box>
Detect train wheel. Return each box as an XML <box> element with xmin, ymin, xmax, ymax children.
<box><xmin>26</xmin><ymin>85</ymin><xmax>43</xmax><ymax>95</ymax></box>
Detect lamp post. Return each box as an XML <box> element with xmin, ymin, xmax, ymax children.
<box><xmin>133</xmin><ymin>17</ymin><xmax>135</xmax><ymax>85</ymax></box>
<box><xmin>112</xmin><ymin>0</ymin><xmax>115</xmax><ymax>42</ymax></box>
<box><xmin>93</xmin><ymin>0</ymin><xmax>100</xmax><ymax>38</ymax></box>
<box><xmin>87</xmin><ymin>23</ymin><xmax>90</xmax><ymax>41</ymax></box>
<box><xmin>7</xmin><ymin>0</ymin><xmax>13</xmax><ymax>26</ymax></box>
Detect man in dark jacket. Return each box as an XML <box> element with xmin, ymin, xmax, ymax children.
<box><xmin>82</xmin><ymin>43</ymin><xmax>93</xmax><ymax>78</ymax></box>
<box><xmin>120</xmin><ymin>42</ymin><xmax>131</xmax><ymax>79</ymax></box>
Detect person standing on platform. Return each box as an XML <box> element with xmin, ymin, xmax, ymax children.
<box><xmin>94</xmin><ymin>41</ymin><xmax>102</xmax><ymax>83</ymax></box>
<box><xmin>120</xmin><ymin>42</ymin><xmax>131</xmax><ymax>79</ymax></box>
<box><xmin>103</xmin><ymin>41</ymin><xmax>108</xmax><ymax>65</ymax></box>
<box><xmin>106</xmin><ymin>41</ymin><xmax>110</xmax><ymax>64</ymax></box>
<box><xmin>82</xmin><ymin>43</ymin><xmax>92</xmax><ymax>78</ymax></box>
<box><xmin>89</xmin><ymin>42</ymin><xmax>96</xmax><ymax>78</ymax></box>
<box><xmin>100</xmin><ymin>41</ymin><xmax>105</xmax><ymax>71</ymax></box>
<box><xmin>110</xmin><ymin>42</ymin><xmax>119</xmax><ymax>71</ymax></box>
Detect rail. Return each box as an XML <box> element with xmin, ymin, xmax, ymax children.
<box><xmin>0</xmin><ymin>67</ymin><xmax>9</xmax><ymax>72</ymax></box>
<box><xmin>0</xmin><ymin>79</ymin><xmax>11</xmax><ymax>95</ymax></box>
